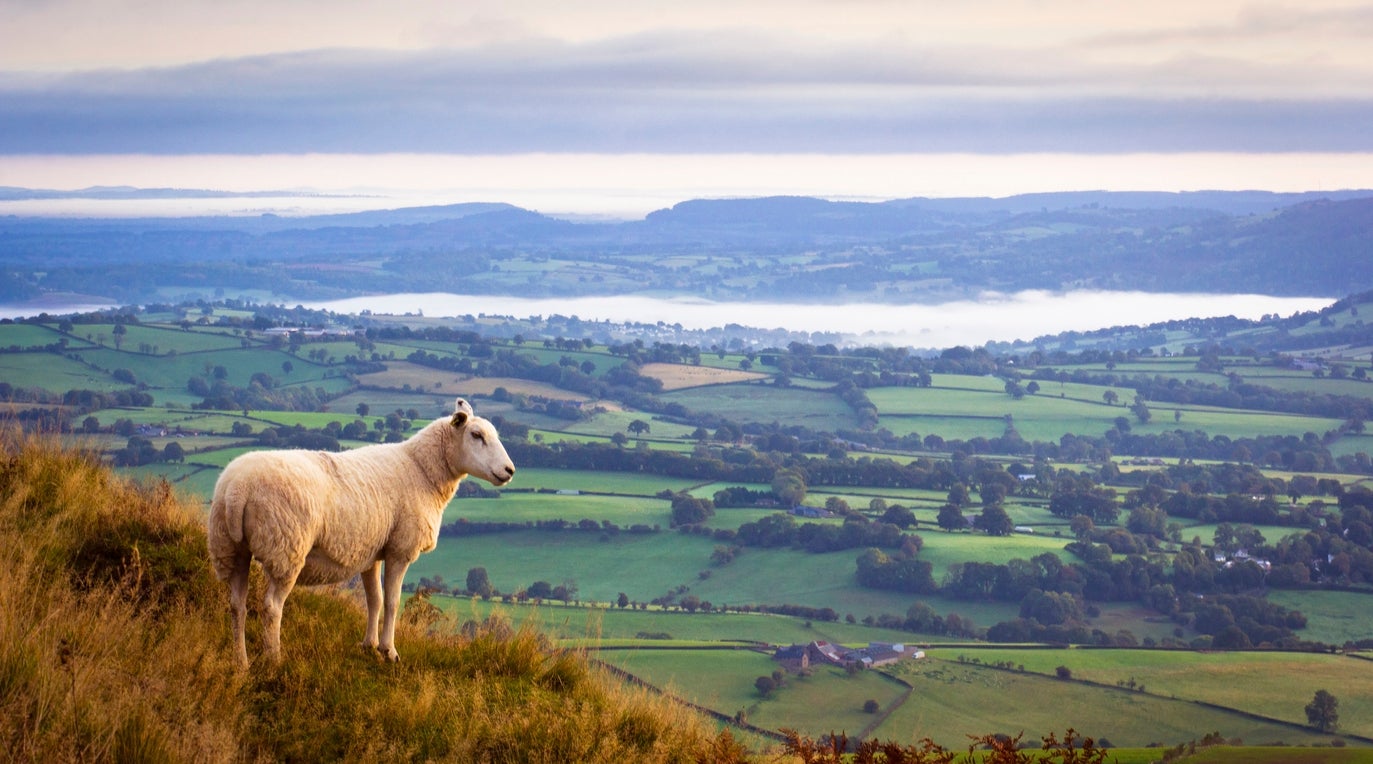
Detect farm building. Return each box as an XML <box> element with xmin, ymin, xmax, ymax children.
<box><xmin>772</xmin><ymin>644</ymin><xmax>809</xmax><ymax>671</ymax></box>
<box><xmin>773</xmin><ymin>640</ymin><xmax>924</xmax><ymax>670</ymax></box>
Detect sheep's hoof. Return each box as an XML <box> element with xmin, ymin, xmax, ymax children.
<box><xmin>381</xmin><ymin>647</ymin><xmax>400</xmax><ymax>662</ymax></box>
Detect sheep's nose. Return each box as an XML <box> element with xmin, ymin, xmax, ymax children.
<box><xmin>504</xmin><ymin>464</ymin><xmax>516</xmax><ymax>478</ymax></box>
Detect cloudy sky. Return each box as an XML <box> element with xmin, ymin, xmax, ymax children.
<box><xmin>2</xmin><ymin>0</ymin><xmax>1372</xmax><ymax>215</ymax></box>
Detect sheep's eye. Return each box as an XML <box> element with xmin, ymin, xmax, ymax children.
<box><xmin>472</xmin><ymin>431</ymin><xmax>486</xmax><ymax>443</ymax></box>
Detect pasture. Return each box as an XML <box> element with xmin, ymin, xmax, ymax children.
<box><xmin>661</xmin><ymin>383</ymin><xmax>856</xmax><ymax>430</ymax></box>
<box><xmin>431</xmin><ymin>596</ymin><xmax>922</xmax><ymax>645</ymax></box>
<box><xmin>0</xmin><ymin>323</ymin><xmax>70</xmax><ymax>348</ymax></box>
<box><xmin>445</xmin><ymin>491</ymin><xmax>672</xmax><ymax>528</ymax></box>
<box><xmin>413</xmin><ymin>530</ymin><xmax>715</xmax><ymax>604</ymax></box>
<box><xmin>877</xmin><ymin>656</ymin><xmax>1345</xmax><ymax>749</ymax></box>
<box><xmin>502</xmin><ymin>467</ymin><xmax>699</xmax><ymax>495</ymax></box>
<box><xmin>605</xmin><ymin>648</ymin><xmax>905</xmax><ymax>741</ymax></box>
<box><xmin>930</xmin><ymin>647</ymin><xmax>1373</xmax><ymax>739</ymax></box>
<box><xmin>868</xmin><ymin>385</ymin><xmax>1345</xmax><ymax>443</ymax></box>
<box><xmin>63</xmin><ymin>322</ymin><xmax>251</xmax><ymax>354</ymax></box>
<box><xmin>1267</xmin><ymin>589</ymin><xmax>1373</xmax><ymax>646</ymax></box>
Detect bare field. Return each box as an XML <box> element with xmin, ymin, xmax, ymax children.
<box><xmin>639</xmin><ymin>362</ymin><xmax>768</xmax><ymax>391</ymax></box>
<box><xmin>359</xmin><ymin>363</ymin><xmax>619</xmax><ymax>407</ymax></box>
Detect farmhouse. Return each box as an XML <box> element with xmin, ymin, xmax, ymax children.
<box><xmin>773</xmin><ymin>640</ymin><xmax>924</xmax><ymax>670</ymax></box>
<box><xmin>772</xmin><ymin>644</ymin><xmax>809</xmax><ymax>671</ymax></box>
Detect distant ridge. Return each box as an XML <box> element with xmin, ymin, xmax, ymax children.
<box><xmin>0</xmin><ymin>185</ymin><xmax>348</xmax><ymax>201</ymax></box>
<box><xmin>3</xmin><ymin>189</ymin><xmax>1373</xmax><ymax>303</ymax></box>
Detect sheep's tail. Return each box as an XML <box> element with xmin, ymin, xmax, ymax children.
<box><xmin>207</xmin><ymin>478</ymin><xmax>249</xmax><ymax>581</ymax></box>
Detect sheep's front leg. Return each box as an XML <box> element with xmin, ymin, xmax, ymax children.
<box><xmin>360</xmin><ymin>561</ymin><xmax>382</xmax><ymax>652</ymax></box>
<box><xmin>378</xmin><ymin>558</ymin><xmax>411</xmax><ymax>662</ymax></box>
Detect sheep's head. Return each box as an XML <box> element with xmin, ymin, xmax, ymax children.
<box><xmin>449</xmin><ymin>404</ymin><xmax>516</xmax><ymax>487</ymax></box>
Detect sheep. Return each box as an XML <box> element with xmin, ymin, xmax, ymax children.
<box><xmin>207</xmin><ymin>398</ymin><xmax>515</xmax><ymax>665</ymax></box>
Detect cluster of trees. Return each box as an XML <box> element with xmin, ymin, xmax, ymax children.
<box><xmin>110</xmin><ymin>436</ymin><xmax>185</xmax><ymax>467</ymax></box>
<box><xmin>732</xmin><ymin>514</ymin><xmax>916</xmax><ymax>554</ymax></box>
<box><xmin>186</xmin><ymin>367</ymin><xmax>333</xmax><ymax>412</ymax></box>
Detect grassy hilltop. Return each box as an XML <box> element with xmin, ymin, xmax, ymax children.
<box><xmin>0</xmin><ymin>435</ymin><xmax>742</xmax><ymax>763</ymax></box>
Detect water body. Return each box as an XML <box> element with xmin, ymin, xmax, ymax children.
<box><xmin>303</xmin><ymin>290</ymin><xmax>1334</xmax><ymax>349</ymax></box>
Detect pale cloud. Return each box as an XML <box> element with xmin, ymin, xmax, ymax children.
<box><xmin>0</xmin><ymin>0</ymin><xmax>1370</xmax><ymax>193</ymax></box>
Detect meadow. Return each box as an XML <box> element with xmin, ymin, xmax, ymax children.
<box><xmin>661</xmin><ymin>383</ymin><xmax>858</xmax><ymax>430</ymax></box>
<box><xmin>926</xmin><ymin>647</ymin><xmax>1373</xmax><ymax>739</ymax></box>
<box><xmin>877</xmin><ymin>656</ymin><xmax>1345</xmax><ymax>749</ymax></box>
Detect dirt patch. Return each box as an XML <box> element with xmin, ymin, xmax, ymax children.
<box><xmin>639</xmin><ymin>362</ymin><xmax>768</xmax><ymax>391</ymax></box>
<box><xmin>357</xmin><ymin>363</ymin><xmax>620</xmax><ymax>409</ymax></box>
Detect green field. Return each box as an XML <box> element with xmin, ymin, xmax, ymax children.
<box><xmin>869</xmin><ymin>385</ymin><xmax>1344</xmax><ymax>444</ymax></box>
<box><xmin>929</xmin><ymin>648</ymin><xmax>1373</xmax><ymax>739</ymax></box>
<box><xmin>662</xmin><ymin>383</ymin><xmax>857</xmax><ymax>430</ymax></box>
<box><xmin>1267</xmin><ymin>589</ymin><xmax>1373</xmax><ymax>646</ymax></box>
<box><xmin>604</xmin><ymin>648</ymin><xmax>903</xmax><ymax>740</ymax></box>
<box><xmin>430</xmin><ymin>597</ymin><xmax>923</xmax><ymax>645</ymax></box>
<box><xmin>877</xmin><ymin>656</ymin><xmax>1347</xmax><ymax>749</ymax></box>
<box><xmin>503</xmin><ymin>467</ymin><xmax>701</xmax><ymax>494</ymax></box>
<box><xmin>0</xmin><ymin>353</ymin><xmax>126</xmax><ymax>393</ymax></box>
<box><xmin>447</xmin><ymin>492</ymin><xmax>672</xmax><ymax>528</ymax></box>
<box><xmin>412</xmin><ymin>530</ymin><xmax>714</xmax><ymax>604</ymax></box>
<box><xmin>0</xmin><ymin>323</ymin><xmax>72</xmax><ymax>348</ymax></box>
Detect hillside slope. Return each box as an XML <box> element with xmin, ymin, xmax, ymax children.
<box><xmin>0</xmin><ymin>435</ymin><xmax>743</xmax><ymax>762</ymax></box>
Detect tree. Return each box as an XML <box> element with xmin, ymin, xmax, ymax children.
<box><xmin>466</xmin><ymin>566</ymin><xmax>493</xmax><ymax>598</ymax></box>
<box><xmin>974</xmin><ymin>504</ymin><xmax>1014</xmax><ymax>536</ymax></box>
<box><xmin>881</xmin><ymin>505</ymin><xmax>917</xmax><ymax>529</ymax></box>
<box><xmin>754</xmin><ymin>675</ymin><xmax>777</xmax><ymax>697</ymax></box>
<box><xmin>936</xmin><ymin>504</ymin><xmax>968</xmax><ymax>532</ymax></box>
<box><xmin>627</xmin><ymin>419</ymin><xmax>651</xmax><ymax>437</ymax></box>
<box><xmin>1102</xmin><ymin>390</ymin><xmax>1119</xmax><ymax>406</ymax></box>
<box><xmin>356</xmin><ymin>402</ymin><xmax>370</xmax><ymax>417</ymax></box>
<box><xmin>771</xmin><ymin>469</ymin><xmax>807</xmax><ymax>508</ymax></box>
<box><xmin>161</xmin><ymin>441</ymin><xmax>185</xmax><ymax>463</ymax></box>
<box><xmin>862</xmin><ymin>699</ymin><xmax>880</xmax><ymax>713</ymax></box>
<box><xmin>671</xmin><ymin>493</ymin><xmax>715</xmax><ymax>526</ymax></box>
<box><xmin>616</xmin><ymin>592</ymin><xmax>630</xmax><ymax>609</ymax></box>
<box><xmin>1055</xmin><ymin>665</ymin><xmax>1072</xmax><ymax>680</ymax></box>
<box><xmin>946</xmin><ymin>482</ymin><xmax>970</xmax><ymax>507</ymax></box>
<box><xmin>1306</xmin><ymin>689</ymin><xmax>1339</xmax><ymax>732</ymax></box>
<box><xmin>1131</xmin><ymin>397</ymin><xmax>1152</xmax><ymax>424</ymax></box>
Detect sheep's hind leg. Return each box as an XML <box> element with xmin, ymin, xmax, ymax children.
<box><xmin>360</xmin><ymin>561</ymin><xmax>383</xmax><ymax>653</ymax></box>
<box><xmin>261</xmin><ymin>570</ymin><xmax>299</xmax><ymax>663</ymax></box>
<box><xmin>228</xmin><ymin>552</ymin><xmax>251</xmax><ymax>667</ymax></box>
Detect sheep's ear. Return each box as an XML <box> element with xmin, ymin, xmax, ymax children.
<box><xmin>451</xmin><ymin>410</ymin><xmax>469</xmax><ymax>428</ymax></box>
<box><xmin>454</xmin><ymin>397</ymin><xmax>474</xmax><ymax>416</ymax></box>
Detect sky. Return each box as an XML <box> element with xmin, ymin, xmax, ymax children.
<box><xmin>2</xmin><ymin>0</ymin><xmax>1373</xmax><ymax>217</ymax></box>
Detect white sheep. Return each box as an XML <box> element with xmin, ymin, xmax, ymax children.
<box><xmin>207</xmin><ymin>398</ymin><xmax>515</xmax><ymax>665</ymax></box>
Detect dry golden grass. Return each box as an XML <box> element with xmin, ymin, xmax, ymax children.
<box><xmin>0</xmin><ymin>433</ymin><xmax>756</xmax><ymax>763</ymax></box>
<box><xmin>639</xmin><ymin>363</ymin><xmax>768</xmax><ymax>391</ymax></box>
